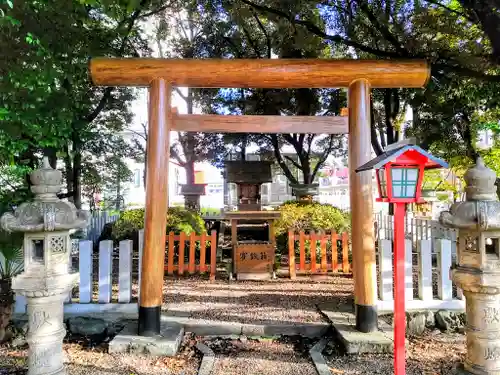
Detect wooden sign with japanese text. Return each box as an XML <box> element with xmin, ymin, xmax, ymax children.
<box><xmin>235</xmin><ymin>243</ymin><xmax>275</xmax><ymax>274</ymax></box>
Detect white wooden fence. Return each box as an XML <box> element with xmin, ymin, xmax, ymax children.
<box><xmin>376</xmin><ymin>237</ymin><xmax>464</xmax><ymax>312</ymax></box>
<box><xmin>86</xmin><ymin>211</ymin><xmax>120</xmax><ymax>242</ymax></box>
<box><xmin>374</xmin><ymin>212</ymin><xmax>458</xmax><ymax>252</ymax></box>
<box><xmin>13</xmin><ymin>230</ymin><xmax>465</xmax><ymax>316</ymax></box>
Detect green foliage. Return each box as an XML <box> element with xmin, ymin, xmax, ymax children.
<box><xmin>200</xmin><ymin>207</ymin><xmax>222</xmax><ymax>216</ymax></box>
<box><xmin>0</xmin><ymin>230</ymin><xmax>23</xmax><ymax>280</ymax></box>
<box><xmin>111</xmin><ymin>207</ymin><xmax>206</xmax><ymax>241</ymax></box>
<box><xmin>273</xmin><ymin>200</ymin><xmax>350</xmax><ymax>259</ymax></box>
<box><xmin>274</xmin><ymin>200</ymin><xmax>350</xmax><ymax>236</ymax></box>
<box><xmin>0</xmin><ymin>204</ymin><xmax>23</xmax><ymax>281</ymax></box>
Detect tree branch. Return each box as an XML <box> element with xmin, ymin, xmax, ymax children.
<box><xmin>358</xmin><ymin>2</ymin><xmax>405</xmax><ymax>53</ymax></box>
<box><xmin>270</xmin><ymin>135</ymin><xmax>298</xmax><ymax>184</ymax></box>
<box><xmin>137</xmin><ymin>3</ymin><xmax>172</xmax><ymax>20</ymax></box>
<box><xmin>86</xmin><ymin>0</ymin><xmax>151</xmax><ymax>123</ymax></box>
<box><xmin>284</xmin><ymin>155</ymin><xmax>303</xmax><ymax>170</ymax></box>
<box><xmin>174</xmin><ymin>86</ymin><xmax>188</xmax><ymax>101</ymax></box>
<box><xmin>370</xmin><ymin>99</ymin><xmax>384</xmax><ymax>156</ymax></box>
<box><xmin>311</xmin><ymin>135</ymin><xmax>335</xmax><ymax>181</ymax></box>
<box><xmin>252</xmin><ymin>12</ymin><xmax>271</xmax><ymax>58</ymax></box>
<box><xmin>240</xmin><ymin>22</ymin><xmax>262</xmax><ymax>57</ymax></box>
<box><xmin>170</xmin><ymin>144</ymin><xmax>186</xmax><ymax>166</ymax></box>
<box><xmin>424</xmin><ymin>0</ymin><xmax>477</xmax><ymax>23</ymax></box>
<box><xmin>242</xmin><ymin>0</ymin><xmax>500</xmax><ymax>82</ymax></box>
<box><xmin>240</xmin><ymin>0</ymin><xmax>403</xmax><ymax>58</ymax></box>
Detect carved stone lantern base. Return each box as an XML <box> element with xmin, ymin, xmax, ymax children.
<box><xmin>439</xmin><ymin>157</ymin><xmax>500</xmax><ymax>375</ymax></box>
<box><xmin>25</xmin><ymin>293</ymin><xmax>69</xmax><ymax>375</ymax></box>
<box><xmin>453</xmin><ymin>270</ymin><xmax>500</xmax><ymax>375</ymax></box>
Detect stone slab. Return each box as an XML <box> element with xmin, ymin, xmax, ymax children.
<box><xmin>309</xmin><ymin>338</ymin><xmax>330</xmax><ymax>375</ymax></box>
<box><xmin>108</xmin><ymin>321</ymin><xmax>184</xmax><ymax>356</ymax></box>
<box><xmin>321</xmin><ymin>308</ymin><xmax>396</xmax><ymax>354</ymax></box>
<box><xmin>241</xmin><ymin>323</ymin><xmax>328</xmax><ymax>338</ymax></box>
<box><xmin>160</xmin><ymin>315</ymin><xmax>328</xmax><ymax>338</ymax></box>
<box><xmin>196</xmin><ymin>343</ymin><xmax>215</xmax><ymax>375</ymax></box>
<box><xmin>236</xmin><ymin>272</ymin><xmax>272</xmax><ymax>281</ymax></box>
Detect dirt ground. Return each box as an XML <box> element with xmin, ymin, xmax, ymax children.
<box><xmin>326</xmin><ymin>330</ymin><xmax>466</xmax><ymax>375</ymax></box>
<box><xmin>0</xmin><ymin>333</ymin><xmax>201</xmax><ymax>375</ymax></box>
<box><xmin>157</xmin><ymin>275</ymin><xmax>354</xmax><ymax>325</ymax></box>
<box><xmin>206</xmin><ymin>336</ymin><xmax>318</xmax><ymax>375</ymax></box>
<box><xmin>3</xmin><ymin>276</ymin><xmax>468</xmax><ymax>375</ymax></box>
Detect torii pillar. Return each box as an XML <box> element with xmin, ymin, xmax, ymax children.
<box><xmin>89</xmin><ymin>58</ymin><xmax>430</xmax><ymax>336</ymax></box>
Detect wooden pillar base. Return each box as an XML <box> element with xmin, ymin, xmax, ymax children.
<box><xmin>355</xmin><ymin>303</ymin><xmax>378</xmax><ymax>333</ymax></box>
<box><xmin>138</xmin><ymin>306</ymin><xmax>161</xmax><ymax>336</ymax></box>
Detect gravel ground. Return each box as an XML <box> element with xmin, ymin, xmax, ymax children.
<box><xmin>326</xmin><ymin>330</ymin><xmax>466</xmax><ymax>375</ymax></box>
<box><xmin>0</xmin><ymin>333</ymin><xmax>201</xmax><ymax>375</ymax></box>
<box><xmin>206</xmin><ymin>336</ymin><xmax>318</xmax><ymax>375</ymax></box>
<box><xmin>159</xmin><ymin>275</ymin><xmax>354</xmax><ymax>325</ymax></box>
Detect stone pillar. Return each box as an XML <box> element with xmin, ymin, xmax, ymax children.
<box><xmin>0</xmin><ymin>157</ymin><xmax>88</xmax><ymax>375</ymax></box>
<box><xmin>440</xmin><ymin>157</ymin><xmax>500</xmax><ymax>374</ymax></box>
<box><xmin>26</xmin><ymin>294</ymin><xmax>67</xmax><ymax>375</ymax></box>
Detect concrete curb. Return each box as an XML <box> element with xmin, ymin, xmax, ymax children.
<box><xmin>309</xmin><ymin>338</ymin><xmax>330</xmax><ymax>375</ymax></box>
<box><xmin>196</xmin><ymin>342</ymin><xmax>215</xmax><ymax>375</ymax></box>
<box><xmin>159</xmin><ymin>315</ymin><xmax>329</xmax><ymax>338</ymax></box>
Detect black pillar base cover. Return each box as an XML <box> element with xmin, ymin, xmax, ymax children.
<box><xmin>138</xmin><ymin>306</ymin><xmax>161</xmax><ymax>336</ymax></box>
<box><xmin>355</xmin><ymin>303</ymin><xmax>378</xmax><ymax>333</ymax></box>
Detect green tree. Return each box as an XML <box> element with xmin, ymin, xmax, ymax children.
<box><xmin>181</xmin><ymin>0</ymin><xmax>347</xmax><ymax>186</ymax></box>
<box><xmin>0</xmin><ymin>0</ymin><xmax>173</xmax><ymax>208</ymax></box>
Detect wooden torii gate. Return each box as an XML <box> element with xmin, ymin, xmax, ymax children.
<box><xmin>90</xmin><ymin>58</ymin><xmax>430</xmax><ymax>336</ymax></box>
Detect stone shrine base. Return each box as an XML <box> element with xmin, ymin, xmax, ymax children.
<box><xmin>108</xmin><ymin>321</ymin><xmax>184</xmax><ymax>356</ymax></box>
<box><xmin>321</xmin><ymin>308</ymin><xmax>396</xmax><ymax>354</ymax></box>
<box><xmin>236</xmin><ymin>272</ymin><xmax>273</xmax><ymax>281</ymax></box>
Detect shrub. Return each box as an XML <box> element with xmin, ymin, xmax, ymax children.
<box><xmin>274</xmin><ymin>201</ymin><xmax>351</xmax><ymax>258</ymax></box>
<box><xmin>111</xmin><ymin>207</ymin><xmax>206</xmax><ymax>242</ymax></box>
<box><xmin>274</xmin><ymin>200</ymin><xmax>350</xmax><ymax>236</ymax></box>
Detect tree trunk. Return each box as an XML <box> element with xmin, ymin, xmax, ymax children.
<box><xmin>43</xmin><ymin>147</ymin><xmax>58</xmax><ymax>169</ymax></box>
<box><xmin>115</xmin><ymin>177</ymin><xmax>121</xmax><ymax>211</ymax></box>
<box><xmin>183</xmin><ymin>160</ymin><xmax>200</xmax><ymax>212</ymax></box>
<box><xmin>64</xmin><ymin>150</ymin><xmax>74</xmax><ymax>201</ymax></box>
<box><xmin>301</xmin><ymin>156</ymin><xmax>312</xmax><ymax>184</ymax></box>
<box><xmin>240</xmin><ymin>140</ymin><xmax>246</xmax><ymax>161</ymax></box>
<box><xmin>72</xmin><ymin>150</ymin><xmax>82</xmax><ymax>209</ymax></box>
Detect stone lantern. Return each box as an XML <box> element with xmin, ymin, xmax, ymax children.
<box><xmin>439</xmin><ymin>157</ymin><xmax>500</xmax><ymax>375</ymax></box>
<box><xmin>0</xmin><ymin>157</ymin><xmax>88</xmax><ymax>375</ymax></box>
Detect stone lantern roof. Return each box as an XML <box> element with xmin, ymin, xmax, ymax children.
<box><xmin>1</xmin><ymin>157</ymin><xmax>89</xmax><ymax>233</ymax></box>
<box><xmin>464</xmin><ymin>157</ymin><xmax>498</xmax><ymax>201</ymax></box>
<box><xmin>439</xmin><ymin>157</ymin><xmax>500</xmax><ymax>231</ymax></box>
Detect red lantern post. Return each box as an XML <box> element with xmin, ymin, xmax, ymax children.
<box><xmin>356</xmin><ymin>142</ymin><xmax>448</xmax><ymax>375</ymax></box>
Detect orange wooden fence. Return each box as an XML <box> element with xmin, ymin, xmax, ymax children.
<box><xmin>287</xmin><ymin>231</ymin><xmax>350</xmax><ymax>279</ymax></box>
<box><xmin>164</xmin><ymin>230</ymin><xmax>217</xmax><ymax>280</ymax></box>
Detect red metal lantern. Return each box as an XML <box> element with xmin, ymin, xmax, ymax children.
<box><xmin>356</xmin><ymin>142</ymin><xmax>448</xmax><ymax>375</ymax></box>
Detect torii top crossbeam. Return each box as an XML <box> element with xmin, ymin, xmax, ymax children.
<box><xmin>88</xmin><ymin>57</ymin><xmax>430</xmax><ymax>339</ymax></box>
<box><xmin>90</xmin><ymin>58</ymin><xmax>429</xmax><ymax>88</ymax></box>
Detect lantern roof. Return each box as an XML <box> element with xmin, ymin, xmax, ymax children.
<box><xmin>0</xmin><ymin>157</ymin><xmax>89</xmax><ymax>233</ymax></box>
<box><xmin>355</xmin><ymin>144</ymin><xmax>448</xmax><ymax>172</ymax></box>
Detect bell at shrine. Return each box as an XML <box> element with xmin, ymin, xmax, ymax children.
<box><xmin>439</xmin><ymin>157</ymin><xmax>500</xmax><ymax>374</ymax></box>
<box><xmin>1</xmin><ymin>157</ymin><xmax>88</xmax><ymax>375</ymax></box>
